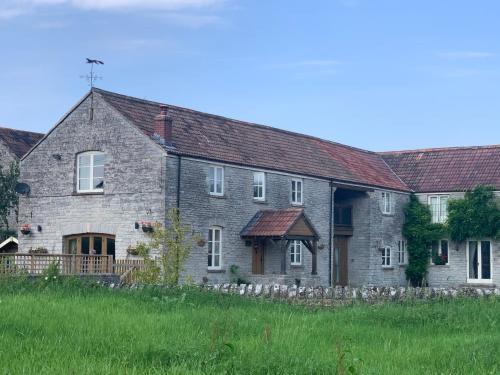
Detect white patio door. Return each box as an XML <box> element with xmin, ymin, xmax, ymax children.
<box><xmin>467</xmin><ymin>240</ymin><xmax>492</xmax><ymax>283</ymax></box>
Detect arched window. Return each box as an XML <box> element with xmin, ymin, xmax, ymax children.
<box><xmin>77</xmin><ymin>151</ymin><xmax>105</xmax><ymax>193</ymax></box>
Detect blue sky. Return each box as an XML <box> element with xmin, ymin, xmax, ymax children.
<box><xmin>1</xmin><ymin>0</ymin><xmax>499</xmax><ymax>151</ymax></box>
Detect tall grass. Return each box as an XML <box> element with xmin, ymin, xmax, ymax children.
<box><xmin>0</xmin><ymin>279</ymin><xmax>498</xmax><ymax>374</ymax></box>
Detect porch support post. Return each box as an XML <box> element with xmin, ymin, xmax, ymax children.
<box><xmin>312</xmin><ymin>240</ymin><xmax>318</xmax><ymax>275</ymax></box>
<box><xmin>280</xmin><ymin>239</ymin><xmax>287</xmax><ymax>275</ymax></box>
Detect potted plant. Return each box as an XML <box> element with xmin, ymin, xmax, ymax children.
<box><xmin>28</xmin><ymin>247</ymin><xmax>48</xmax><ymax>254</ymax></box>
<box><xmin>20</xmin><ymin>224</ymin><xmax>31</xmax><ymax>235</ymax></box>
<box><xmin>197</xmin><ymin>238</ymin><xmax>206</xmax><ymax>247</ymax></box>
<box><xmin>127</xmin><ymin>245</ymin><xmax>140</xmax><ymax>256</ymax></box>
<box><xmin>433</xmin><ymin>253</ymin><xmax>448</xmax><ymax>266</ymax></box>
<box><xmin>141</xmin><ymin>221</ymin><xmax>154</xmax><ymax>233</ymax></box>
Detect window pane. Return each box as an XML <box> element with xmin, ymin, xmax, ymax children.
<box><xmin>79</xmin><ymin>178</ymin><xmax>90</xmax><ymax>191</ymax></box>
<box><xmin>93</xmin><ymin>237</ymin><xmax>102</xmax><ymax>255</ymax></box>
<box><xmin>481</xmin><ymin>241</ymin><xmax>491</xmax><ymax>279</ymax></box>
<box><xmin>468</xmin><ymin>241</ymin><xmax>478</xmax><ymax>279</ymax></box>
<box><xmin>431</xmin><ymin>240</ymin><xmax>439</xmax><ymax>259</ymax></box>
<box><xmin>429</xmin><ymin>197</ymin><xmax>438</xmax><ymax>223</ymax></box>
<box><xmin>93</xmin><ymin>165</ymin><xmax>104</xmax><ymax>179</ymax></box>
<box><xmin>93</xmin><ymin>154</ymin><xmax>105</xmax><ymax>166</ymax></box>
<box><xmin>440</xmin><ymin>197</ymin><xmax>448</xmax><ymax>222</ymax></box>
<box><xmin>209</xmin><ymin>168</ymin><xmax>215</xmax><ymax>193</ymax></box>
<box><xmin>81</xmin><ymin>237</ymin><xmax>90</xmax><ymax>255</ymax></box>
<box><xmin>93</xmin><ymin>177</ymin><xmax>104</xmax><ymax>189</ymax></box>
<box><xmin>441</xmin><ymin>240</ymin><xmax>448</xmax><ymax>261</ymax></box>
<box><xmin>106</xmin><ymin>238</ymin><xmax>115</xmax><ymax>259</ymax></box>
<box><xmin>79</xmin><ymin>154</ymin><xmax>91</xmax><ymax>166</ymax></box>
<box><xmin>68</xmin><ymin>239</ymin><xmax>77</xmax><ymax>255</ymax></box>
<box><xmin>79</xmin><ymin>165</ymin><xmax>90</xmax><ymax>179</ymax></box>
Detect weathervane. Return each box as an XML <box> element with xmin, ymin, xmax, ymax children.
<box><xmin>81</xmin><ymin>58</ymin><xmax>104</xmax><ymax>88</ymax></box>
<box><xmin>82</xmin><ymin>58</ymin><xmax>104</xmax><ymax>121</ymax></box>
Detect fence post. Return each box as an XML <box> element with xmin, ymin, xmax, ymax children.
<box><xmin>30</xmin><ymin>254</ymin><xmax>34</xmax><ymax>275</ymax></box>
<box><xmin>108</xmin><ymin>255</ymin><xmax>113</xmax><ymax>274</ymax></box>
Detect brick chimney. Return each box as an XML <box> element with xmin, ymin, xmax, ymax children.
<box><xmin>154</xmin><ymin>105</ymin><xmax>173</xmax><ymax>145</ymax></box>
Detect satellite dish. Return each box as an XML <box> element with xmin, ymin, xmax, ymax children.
<box><xmin>15</xmin><ymin>182</ymin><xmax>30</xmax><ymax>195</ymax></box>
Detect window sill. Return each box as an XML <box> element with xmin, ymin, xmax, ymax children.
<box><xmin>398</xmin><ymin>264</ymin><xmax>407</xmax><ymax>267</ymax></box>
<box><xmin>430</xmin><ymin>264</ymin><xmax>450</xmax><ymax>267</ymax></box>
<box><xmin>382</xmin><ymin>266</ymin><xmax>394</xmax><ymax>270</ymax></box>
<box><xmin>253</xmin><ymin>199</ymin><xmax>267</xmax><ymax>204</ymax></box>
<box><xmin>73</xmin><ymin>191</ymin><xmax>104</xmax><ymax>196</ymax></box>
<box><xmin>381</xmin><ymin>212</ymin><xmax>394</xmax><ymax>217</ymax></box>
<box><xmin>290</xmin><ymin>265</ymin><xmax>304</xmax><ymax>269</ymax></box>
<box><xmin>209</xmin><ymin>194</ymin><xmax>226</xmax><ymax>199</ymax></box>
<box><xmin>207</xmin><ymin>269</ymin><xmax>225</xmax><ymax>273</ymax></box>
<box><xmin>291</xmin><ymin>203</ymin><xmax>304</xmax><ymax>207</ymax></box>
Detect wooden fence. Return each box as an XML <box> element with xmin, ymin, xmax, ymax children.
<box><xmin>0</xmin><ymin>253</ymin><xmax>114</xmax><ymax>275</ymax></box>
<box><xmin>113</xmin><ymin>259</ymin><xmax>146</xmax><ymax>284</ymax></box>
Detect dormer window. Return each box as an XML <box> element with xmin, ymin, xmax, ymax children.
<box><xmin>77</xmin><ymin>151</ymin><xmax>105</xmax><ymax>193</ymax></box>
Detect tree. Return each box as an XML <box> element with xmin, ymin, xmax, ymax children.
<box><xmin>136</xmin><ymin>208</ymin><xmax>200</xmax><ymax>286</ymax></box>
<box><xmin>447</xmin><ymin>185</ymin><xmax>500</xmax><ymax>242</ymax></box>
<box><xmin>403</xmin><ymin>194</ymin><xmax>444</xmax><ymax>286</ymax></box>
<box><xmin>0</xmin><ymin>161</ymin><xmax>20</xmax><ymax>230</ymax></box>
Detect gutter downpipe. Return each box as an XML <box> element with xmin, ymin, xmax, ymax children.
<box><xmin>328</xmin><ymin>180</ymin><xmax>335</xmax><ymax>287</ymax></box>
<box><xmin>176</xmin><ymin>155</ymin><xmax>182</xmax><ymax>211</ymax></box>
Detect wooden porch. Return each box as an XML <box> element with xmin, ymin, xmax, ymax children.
<box><xmin>241</xmin><ymin>208</ymin><xmax>320</xmax><ymax>276</ymax></box>
<box><xmin>0</xmin><ymin>253</ymin><xmax>143</xmax><ymax>277</ymax></box>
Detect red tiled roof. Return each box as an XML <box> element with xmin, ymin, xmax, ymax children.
<box><xmin>0</xmin><ymin>127</ymin><xmax>44</xmax><ymax>159</ymax></box>
<box><xmin>241</xmin><ymin>208</ymin><xmax>316</xmax><ymax>238</ymax></box>
<box><xmin>380</xmin><ymin>145</ymin><xmax>500</xmax><ymax>192</ymax></box>
<box><xmin>96</xmin><ymin>88</ymin><xmax>410</xmax><ymax>192</ymax></box>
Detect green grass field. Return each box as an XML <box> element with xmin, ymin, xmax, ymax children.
<box><xmin>0</xmin><ymin>280</ymin><xmax>498</xmax><ymax>374</ymax></box>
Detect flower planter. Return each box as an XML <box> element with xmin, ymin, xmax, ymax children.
<box><xmin>20</xmin><ymin>225</ymin><xmax>31</xmax><ymax>235</ymax></box>
<box><xmin>142</xmin><ymin>226</ymin><xmax>153</xmax><ymax>233</ymax></box>
<box><xmin>28</xmin><ymin>247</ymin><xmax>48</xmax><ymax>254</ymax></box>
<box><xmin>127</xmin><ymin>246</ymin><xmax>140</xmax><ymax>256</ymax></box>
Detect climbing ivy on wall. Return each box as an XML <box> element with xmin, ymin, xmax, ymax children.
<box><xmin>447</xmin><ymin>185</ymin><xmax>500</xmax><ymax>242</ymax></box>
<box><xmin>403</xmin><ymin>194</ymin><xmax>445</xmax><ymax>286</ymax></box>
<box><xmin>0</xmin><ymin>161</ymin><xmax>19</xmax><ymax>231</ymax></box>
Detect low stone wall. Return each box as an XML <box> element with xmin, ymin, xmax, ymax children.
<box><xmin>202</xmin><ymin>283</ymin><xmax>500</xmax><ymax>305</ymax></box>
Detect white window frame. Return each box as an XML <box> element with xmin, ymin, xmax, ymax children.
<box><xmin>208</xmin><ymin>165</ymin><xmax>224</xmax><ymax>196</ymax></box>
<box><xmin>207</xmin><ymin>227</ymin><xmax>222</xmax><ymax>270</ymax></box>
<box><xmin>428</xmin><ymin>195</ymin><xmax>449</xmax><ymax>224</ymax></box>
<box><xmin>291</xmin><ymin>178</ymin><xmax>303</xmax><ymax>205</ymax></box>
<box><xmin>381</xmin><ymin>191</ymin><xmax>392</xmax><ymax>214</ymax></box>
<box><xmin>76</xmin><ymin>151</ymin><xmax>105</xmax><ymax>193</ymax></box>
<box><xmin>253</xmin><ymin>172</ymin><xmax>266</xmax><ymax>201</ymax></box>
<box><xmin>430</xmin><ymin>239</ymin><xmax>449</xmax><ymax>265</ymax></box>
<box><xmin>289</xmin><ymin>240</ymin><xmax>302</xmax><ymax>266</ymax></box>
<box><xmin>398</xmin><ymin>240</ymin><xmax>407</xmax><ymax>265</ymax></box>
<box><xmin>466</xmin><ymin>240</ymin><xmax>492</xmax><ymax>284</ymax></box>
<box><xmin>382</xmin><ymin>246</ymin><xmax>391</xmax><ymax>268</ymax></box>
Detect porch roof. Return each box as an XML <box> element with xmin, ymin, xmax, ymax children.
<box><xmin>240</xmin><ymin>208</ymin><xmax>319</xmax><ymax>239</ymax></box>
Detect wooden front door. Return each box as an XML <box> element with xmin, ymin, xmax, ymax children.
<box><xmin>334</xmin><ymin>236</ymin><xmax>349</xmax><ymax>286</ymax></box>
<box><xmin>252</xmin><ymin>241</ymin><xmax>264</xmax><ymax>274</ymax></box>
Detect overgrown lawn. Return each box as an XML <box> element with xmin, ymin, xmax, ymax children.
<box><xmin>0</xmin><ymin>280</ymin><xmax>498</xmax><ymax>374</ymax></box>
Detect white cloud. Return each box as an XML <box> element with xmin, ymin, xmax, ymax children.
<box><xmin>70</xmin><ymin>0</ymin><xmax>222</xmax><ymax>10</ymax></box>
<box><xmin>437</xmin><ymin>51</ymin><xmax>495</xmax><ymax>59</ymax></box>
<box><xmin>0</xmin><ymin>0</ymin><xmax>224</xmax><ymax>20</ymax></box>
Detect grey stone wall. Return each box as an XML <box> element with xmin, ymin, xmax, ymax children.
<box><xmin>204</xmin><ymin>283</ymin><xmax>500</xmax><ymax>306</ymax></box>
<box><xmin>167</xmin><ymin>156</ymin><xmax>332</xmax><ymax>286</ymax></box>
<box><xmin>335</xmin><ymin>190</ymin><xmax>409</xmax><ymax>287</ymax></box>
<box><xmin>367</xmin><ymin>190</ymin><xmax>409</xmax><ymax>286</ymax></box>
<box><xmin>416</xmin><ymin>192</ymin><xmax>500</xmax><ymax>287</ymax></box>
<box><xmin>18</xmin><ymin>93</ymin><xmax>167</xmax><ymax>256</ymax></box>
